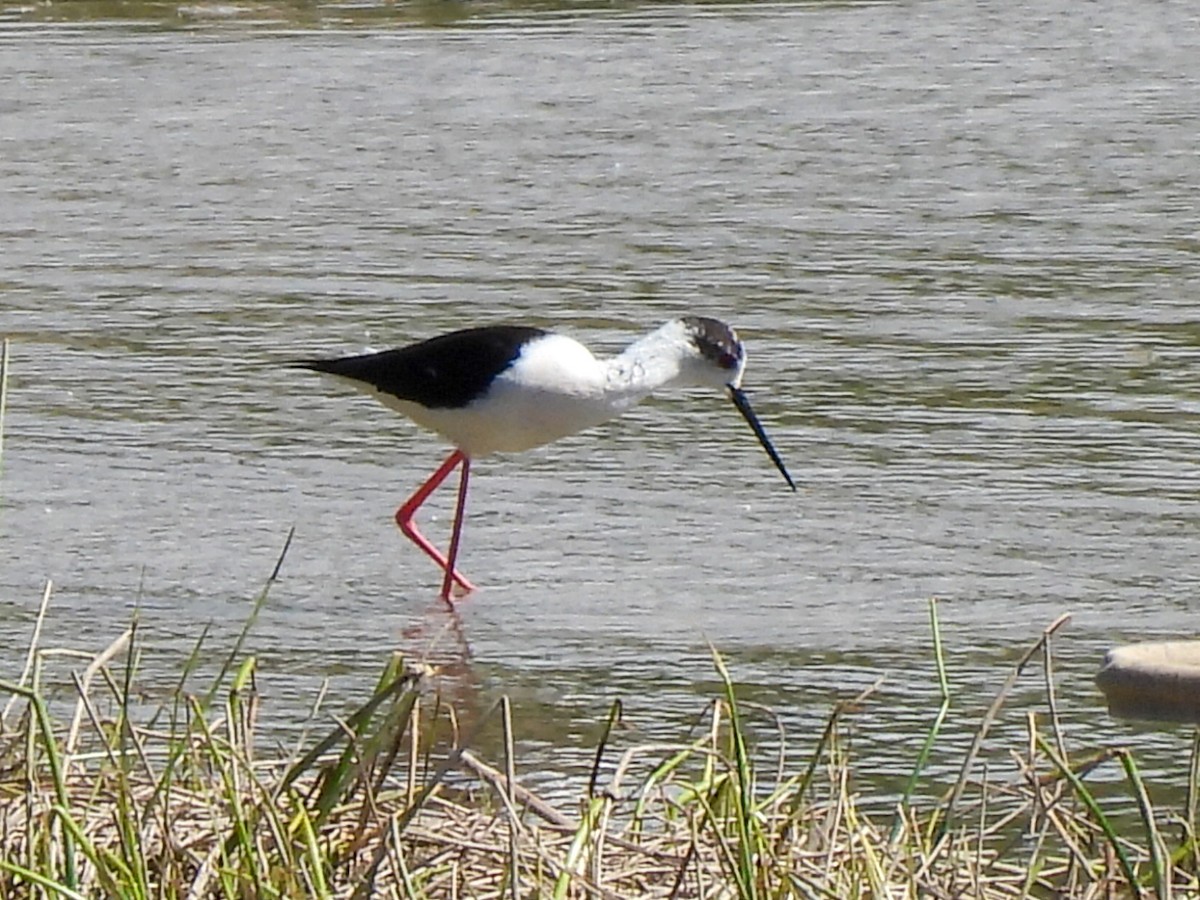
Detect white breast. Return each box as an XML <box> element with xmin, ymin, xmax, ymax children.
<box><xmin>377</xmin><ymin>334</ymin><xmax>632</xmax><ymax>457</ymax></box>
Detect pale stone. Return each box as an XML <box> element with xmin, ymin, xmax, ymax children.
<box><xmin>1096</xmin><ymin>642</ymin><xmax>1200</xmax><ymax>723</ymax></box>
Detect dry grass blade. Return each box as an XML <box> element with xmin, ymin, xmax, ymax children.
<box><xmin>939</xmin><ymin>612</ymin><xmax>1072</xmax><ymax>838</ymax></box>
<box><xmin>1</xmin><ymin>580</ymin><xmax>53</xmax><ymax>731</ymax></box>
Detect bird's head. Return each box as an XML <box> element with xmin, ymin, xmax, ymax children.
<box><xmin>675</xmin><ymin>316</ymin><xmax>748</xmax><ymax>389</ymax></box>
<box><xmin>669</xmin><ymin>316</ymin><xmax>795</xmax><ymax>492</ymax></box>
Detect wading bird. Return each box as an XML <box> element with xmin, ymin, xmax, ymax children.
<box><xmin>296</xmin><ymin>316</ymin><xmax>794</xmax><ymax>602</ymax></box>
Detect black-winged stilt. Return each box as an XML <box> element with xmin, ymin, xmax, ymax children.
<box><xmin>295</xmin><ymin>316</ymin><xmax>794</xmax><ymax>602</ymax></box>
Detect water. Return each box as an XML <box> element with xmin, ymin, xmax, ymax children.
<box><xmin>3</xmin><ymin>0</ymin><xmax>1200</xmax><ymax>795</ymax></box>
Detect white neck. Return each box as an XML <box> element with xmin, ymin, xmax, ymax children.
<box><xmin>600</xmin><ymin>320</ymin><xmax>702</xmax><ymax>411</ymax></box>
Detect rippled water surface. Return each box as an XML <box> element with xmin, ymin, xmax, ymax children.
<box><xmin>3</xmin><ymin>0</ymin><xmax>1200</xmax><ymax>791</ymax></box>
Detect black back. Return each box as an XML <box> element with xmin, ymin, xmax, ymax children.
<box><xmin>296</xmin><ymin>325</ymin><xmax>547</xmax><ymax>410</ymax></box>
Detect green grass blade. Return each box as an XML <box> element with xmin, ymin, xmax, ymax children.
<box><xmin>710</xmin><ymin>645</ymin><xmax>758</xmax><ymax>900</ymax></box>
<box><xmin>0</xmin><ymin>677</ymin><xmax>77</xmax><ymax>889</ymax></box>
<box><xmin>0</xmin><ymin>858</ymin><xmax>87</xmax><ymax>900</ymax></box>
<box><xmin>892</xmin><ymin>597</ymin><xmax>950</xmax><ymax>844</ymax></box>
<box><xmin>1118</xmin><ymin>748</ymin><xmax>1170</xmax><ymax>899</ymax></box>
<box><xmin>1036</xmin><ymin>734</ymin><xmax>1142</xmax><ymax>897</ymax></box>
<box><xmin>587</xmin><ymin>698</ymin><xmax>623</xmax><ymax>799</ymax></box>
<box><xmin>53</xmin><ymin>806</ymin><xmax>134</xmax><ymax>897</ymax></box>
<box><xmin>201</xmin><ymin>527</ymin><xmax>293</xmax><ymax>710</ymax></box>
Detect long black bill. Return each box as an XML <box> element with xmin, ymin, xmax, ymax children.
<box><xmin>729</xmin><ymin>386</ymin><xmax>796</xmax><ymax>492</ymax></box>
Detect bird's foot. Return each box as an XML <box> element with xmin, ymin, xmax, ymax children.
<box><xmin>439</xmin><ymin>568</ymin><xmax>476</xmax><ymax>604</ymax></box>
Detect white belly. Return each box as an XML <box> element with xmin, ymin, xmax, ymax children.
<box><xmin>394</xmin><ymin>388</ymin><xmax>617</xmax><ymax>455</ymax></box>
<box><xmin>374</xmin><ymin>333</ymin><xmax>637</xmax><ymax>456</ymax></box>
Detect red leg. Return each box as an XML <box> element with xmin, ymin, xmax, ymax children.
<box><xmin>440</xmin><ymin>456</ymin><xmax>471</xmax><ymax>602</ymax></box>
<box><xmin>394</xmin><ymin>450</ymin><xmax>476</xmax><ymax>596</ymax></box>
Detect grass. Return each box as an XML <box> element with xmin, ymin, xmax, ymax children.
<box><xmin>2</xmin><ymin>576</ymin><xmax>1200</xmax><ymax>898</ymax></box>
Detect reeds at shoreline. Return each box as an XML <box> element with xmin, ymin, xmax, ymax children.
<box><xmin>2</xmin><ymin>569</ymin><xmax>1199</xmax><ymax>898</ymax></box>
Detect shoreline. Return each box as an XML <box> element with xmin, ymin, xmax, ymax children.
<box><xmin>2</xmin><ymin>592</ymin><xmax>1194</xmax><ymax>898</ymax></box>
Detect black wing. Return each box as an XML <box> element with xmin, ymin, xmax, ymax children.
<box><xmin>294</xmin><ymin>325</ymin><xmax>547</xmax><ymax>410</ymax></box>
